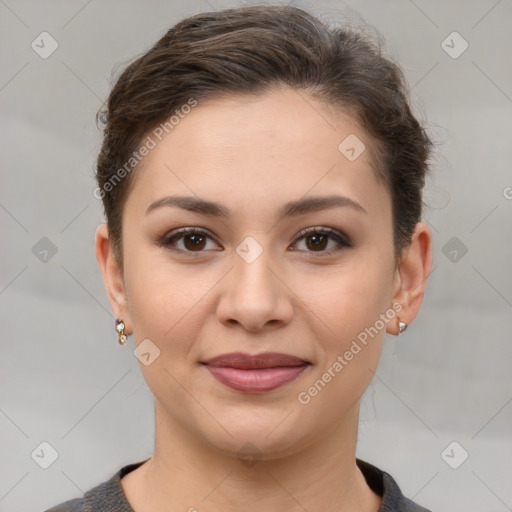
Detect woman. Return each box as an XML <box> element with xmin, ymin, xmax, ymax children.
<box><xmin>47</xmin><ymin>5</ymin><xmax>433</xmax><ymax>511</ymax></box>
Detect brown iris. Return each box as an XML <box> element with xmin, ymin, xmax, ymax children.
<box><xmin>306</xmin><ymin>233</ymin><xmax>328</xmax><ymax>251</ymax></box>
<box><xmin>183</xmin><ymin>233</ymin><xmax>207</xmax><ymax>251</ymax></box>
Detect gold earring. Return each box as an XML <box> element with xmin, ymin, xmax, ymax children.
<box><xmin>115</xmin><ymin>318</ymin><xmax>127</xmax><ymax>345</ymax></box>
<box><xmin>397</xmin><ymin>317</ymin><xmax>408</xmax><ymax>335</ymax></box>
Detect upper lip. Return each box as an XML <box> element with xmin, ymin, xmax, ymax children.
<box><xmin>203</xmin><ymin>352</ymin><xmax>309</xmax><ymax>369</ymax></box>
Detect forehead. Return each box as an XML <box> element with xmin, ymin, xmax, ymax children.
<box><xmin>125</xmin><ymin>87</ymin><xmax>390</xmax><ymax>221</ymax></box>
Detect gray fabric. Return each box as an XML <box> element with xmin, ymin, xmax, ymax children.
<box><xmin>44</xmin><ymin>458</ymin><xmax>432</xmax><ymax>511</ymax></box>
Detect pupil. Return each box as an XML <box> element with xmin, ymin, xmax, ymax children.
<box><xmin>185</xmin><ymin>234</ymin><xmax>205</xmax><ymax>250</ymax></box>
<box><xmin>308</xmin><ymin>234</ymin><xmax>327</xmax><ymax>250</ymax></box>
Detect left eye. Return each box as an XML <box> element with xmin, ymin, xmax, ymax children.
<box><xmin>292</xmin><ymin>227</ymin><xmax>351</xmax><ymax>255</ymax></box>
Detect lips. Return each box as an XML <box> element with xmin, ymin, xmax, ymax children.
<box><xmin>204</xmin><ymin>352</ymin><xmax>308</xmax><ymax>369</ymax></box>
<box><xmin>202</xmin><ymin>352</ymin><xmax>310</xmax><ymax>393</ymax></box>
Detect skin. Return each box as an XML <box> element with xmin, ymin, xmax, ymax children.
<box><xmin>96</xmin><ymin>86</ymin><xmax>432</xmax><ymax>512</ymax></box>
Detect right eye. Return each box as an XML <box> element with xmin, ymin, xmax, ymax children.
<box><xmin>158</xmin><ymin>227</ymin><xmax>222</xmax><ymax>254</ymax></box>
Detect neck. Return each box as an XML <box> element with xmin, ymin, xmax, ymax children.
<box><xmin>122</xmin><ymin>400</ymin><xmax>381</xmax><ymax>512</ymax></box>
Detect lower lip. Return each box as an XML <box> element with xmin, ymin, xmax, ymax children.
<box><xmin>205</xmin><ymin>365</ymin><xmax>309</xmax><ymax>393</ymax></box>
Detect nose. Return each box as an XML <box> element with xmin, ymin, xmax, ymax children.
<box><xmin>215</xmin><ymin>242</ymin><xmax>294</xmax><ymax>332</ymax></box>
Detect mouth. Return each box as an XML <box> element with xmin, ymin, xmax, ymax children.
<box><xmin>202</xmin><ymin>352</ymin><xmax>311</xmax><ymax>393</ymax></box>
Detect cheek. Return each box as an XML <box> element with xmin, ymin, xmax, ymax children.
<box><xmin>123</xmin><ymin>242</ymin><xmax>186</xmax><ymax>339</ymax></box>
<box><xmin>295</xmin><ymin>267</ymin><xmax>390</xmax><ymax>422</ymax></box>
<box><xmin>123</xmin><ymin>244</ymin><xmax>223</xmax><ymax>370</ymax></box>
<box><xmin>123</xmin><ymin>252</ymin><xmax>208</xmax><ymax>406</ymax></box>
<box><xmin>296</xmin><ymin>251</ymin><xmax>394</xmax><ymax>405</ymax></box>
<box><xmin>304</xmin><ymin>255</ymin><xmax>394</xmax><ymax>347</ymax></box>
<box><xmin>127</xmin><ymin>267</ymin><xmax>198</xmax><ymax>342</ymax></box>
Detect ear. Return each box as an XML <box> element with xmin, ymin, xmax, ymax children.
<box><xmin>95</xmin><ymin>223</ymin><xmax>132</xmax><ymax>334</ymax></box>
<box><xmin>387</xmin><ymin>222</ymin><xmax>433</xmax><ymax>335</ymax></box>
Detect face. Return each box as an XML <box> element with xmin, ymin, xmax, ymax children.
<box><xmin>97</xmin><ymin>87</ymin><xmax>429</xmax><ymax>460</ymax></box>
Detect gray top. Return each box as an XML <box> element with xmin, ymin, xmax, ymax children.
<box><xmin>44</xmin><ymin>458</ymin><xmax>432</xmax><ymax>511</ymax></box>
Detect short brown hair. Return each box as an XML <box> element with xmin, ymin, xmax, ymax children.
<box><xmin>96</xmin><ymin>5</ymin><xmax>432</xmax><ymax>264</ymax></box>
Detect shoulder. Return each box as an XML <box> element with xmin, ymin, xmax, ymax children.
<box><xmin>43</xmin><ymin>460</ymin><xmax>149</xmax><ymax>512</ymax></box>
<box><xmin>356</xmin><ymin>458</ymin><xmax>432</xmax><ymax>512</ymax></box>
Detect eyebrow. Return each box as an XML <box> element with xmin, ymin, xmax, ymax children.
<box><xmin>145</xmin><ymin>194</ymin><xmax>367</xmax><ymax>219</ymax></box>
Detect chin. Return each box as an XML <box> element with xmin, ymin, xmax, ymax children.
<box><xmin>195</xmin><ymin>406</ymin><xmax>313</xmax><ymax>461</ymax></box>
<box><xmin>205</xmin><ymin>430</ymin><xmax>306</xmax><ymax>462</ymax></box>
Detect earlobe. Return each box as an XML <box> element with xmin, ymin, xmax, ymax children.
<box><xmin>386</xmin><ymin>222</ymin><xmax>433</xmax><ymax>335</ymax></box>
<box><xmin>95</xmin><ymin>224</ymin><xmax>132</xmax><ymax>333</ymax></box>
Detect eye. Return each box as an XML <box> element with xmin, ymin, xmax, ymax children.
<box><xmin>158</xmin><ymin>226</ymin><xmax>352</xmax><ymax>257</ymax></box>
<box><xmin>158</xmin><ymin>227</ymin><xmax>220</xmax><ymax>254</ymax></box>
<box><xmin>291</xmin><ymin>226</ymin><xmax>352</xmax><ymax>256</ymax></box>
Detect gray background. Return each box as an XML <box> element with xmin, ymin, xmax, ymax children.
<box><xmin>1</xmin><ymin>1</ymin><xmax>511</xmax><ymax>511</ymax></box>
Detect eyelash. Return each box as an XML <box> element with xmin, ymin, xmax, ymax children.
<box><xmin>158</xmin><ymin>226</ymin><xmax>352</xmax><ymax>257</ymax></box>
